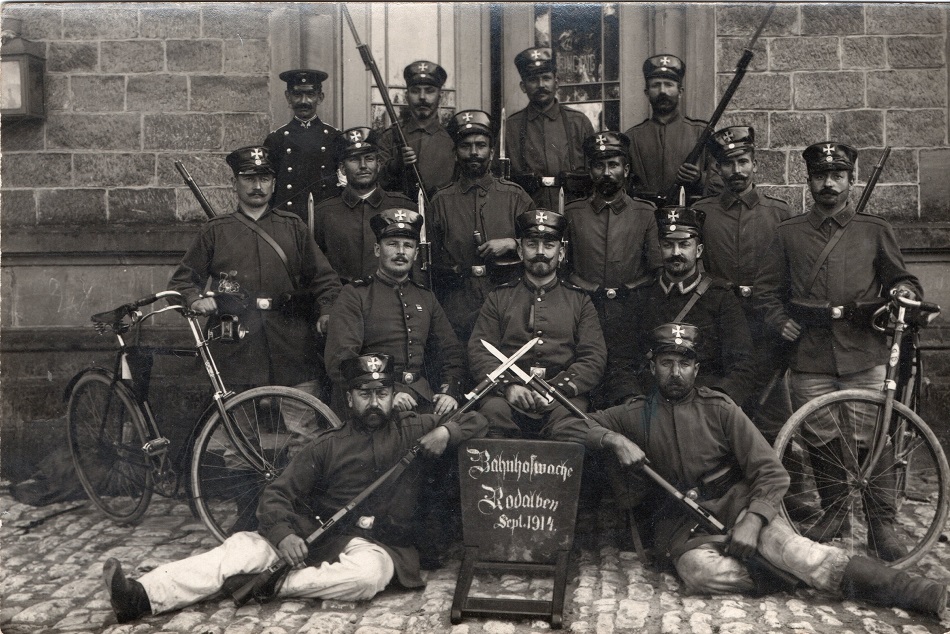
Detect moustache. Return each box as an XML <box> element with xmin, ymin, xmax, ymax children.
<box><xmin>728</xmin><ymin>174</ymin><xmax>747</xmax><ymax>183</ymax></box>
<box><xmin>529</xmin><ymin>255</ymin><xmax>552</xmax><ymax>264</ymax></box>
<box><xmin>393</xmin><ymin>256</ymin><xmax>409</xmax><ymax>264</ymax></box>
<box><xmin>665</xmin><ymin>255</ymin><xmax>687</xmax><ymax>264</ymax></box>
<box><xmin>249</xmin><ymin>190</ymin><xmax>266</xmax><ymax>196</ymax></box>
<box><xmin>819</xmin><ymin>188</ymin><xmax>839</xmax><ymax>196</ymax></box>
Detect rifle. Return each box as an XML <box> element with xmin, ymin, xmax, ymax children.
<box><xmin>342</xmin><ymin>5</ymin><xmax>431</xmax><ymax>208</ymax></box>
<box><xmin>498</xmin><ymin>107</ymin><xmax>511</xmax><ymax>180</ymax></box>
<box><xmin>175</xmin><ymin>160</ymin><xmax>218</xmax><ymax>219</ymax></box>
<box><xmin>227</xmin><ymin>337</ymin><xmax>540</xmax><ymax>606</ymax></box>
<box><xmin>659</xmin><ymin>4</ymin><xmax>775</xmax><ymax>206</ymax></box>
<box><xmin>480</xmin><ymin>339</ymin><xmax>801</xmax><ymax>592</ymax></box>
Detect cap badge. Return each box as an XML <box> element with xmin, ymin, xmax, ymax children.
<box><xmin>672</xmin><ymin>324</ymin><xmax>685</xmax><ymax>344</ymax></box>
<box><xmin>660</xmin><ymin>56</ymin><xmax>672</xmax><ymax>66</ymax></box>
<box><xmin>418</xmin><ymin>63</ymin><xmax>428</xmax><ymax>72</ymax></box>
<box><xmin>250</xmin><ymin>148</ymin><xmax>264</xmax><ymax>160</ymax></box>
<box><xmin>462</xmin><ymin>112</ymin><xmax>473</xmax><ymax>122</ymax></box>
<box><xmin>530</xmin><ymin>50</ymin><xmax>542</xmax><ymax>59</ymax></box>
<box><xmin>349</xmin><ymin>130</ymin><xmax>363</xmax><ymax>142</ymax></box>
<box><xmin>667</xmin><ymin>209</ymin><xmax>680</xmax><ymax>222</ymax></box>
<box><xmin>822</xmin><ymin>144</ymin><xmax>835</xmax><ymax>157</ymax></box>
<box><xmin>596</xmin><ymin>134</ymin><xmax>608</xmax><ymax>145</ymax></box>
<box><xmin>301</xmin><ymin>77</ymin><xmax>308</xmax><ymax>83</ymax></box>
<box><xmin>394</xmin><ymin>210</ymin><xmax>407</xmax><ymax>221</ymax></box>
<box><xmin>367</xmin><ymin>356</ymin><xmax>382</xmax><ymax>372</ymax></box>
<box><xmin>721</xmin><ymin>130</ymin><xmax>733</xmax><ymax>143</ymax></box>
<box><xmin>536</xmin><ymin>211</ymin><xmax>548</xmax><ymax>223</ymax></box>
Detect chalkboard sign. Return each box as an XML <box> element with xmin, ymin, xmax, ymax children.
<box><xmin>458</xmin><ymin>438</ymin><xmax>585</xmax><ymax>563</ymax></box>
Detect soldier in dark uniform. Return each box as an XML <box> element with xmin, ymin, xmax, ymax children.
<box><xmin>505</xmin><ymin>46</ymin><xmax>596</xmax><ymax>208</ymax></box>
<box><xmin>549</xmin><ymin>324</ymin><xmax>948</xmax><ymax>619</ymax></box>
<box><xmin>379</xmin><ymin>61</ymin><xmax>456</xmax><ymax>200</ymax></box>
<box><xmin>313</xmin><ymin>127</ymin><xmax>416</xmax><ymax>284</ymax></box>
<box><xmin>167</xmin><ymin>145</ymin><xmax>341</xmax><ymax>393</ymax></box>
<box><xmin>564</xmin><ymin>131</ymin><xmax>662</xmax><ymax>341</ymax></box>
<box><xmin>101</xmin><ymin>353</ymin><xmax>489</xmax><ymax>623</ymax></box>
<box><xmin>756</xmin><ymin>142</ymin><xmax>923</xmax><ymax>559</ymax></box>
<box><xmin>624</xmin><ymin>55</ymin><xmax>718</xmax><ymax>205</ymax></box>
<box><xmin>430</xmin><ymin>109</ymin><xmax>533</xmax><ymax>343</ymax></box>
<box><xmin>603</xmin><ymin>204</ymin><xmax>754</xmax><ymax>407</ymax></box>
<box><xmin>325</xmin><ymin>208</ymin><xmax>464</xmax><ymax>416</ymax></box>
<box><xmin>264</xmin><ymin>69</ymin><xmax>342</xmax><ymax>216</ymax></box>
<box><xmin>469</xmin><ymin>209</ymin><xmax>606</xmax><ymax>439</ymax></box>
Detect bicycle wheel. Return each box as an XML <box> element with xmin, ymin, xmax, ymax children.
<box><xmin>67</xmin><ymin>369</ymin><xmax>153</xmax><ymax>523</ymax></box>
<box><xmin>775</xmin><ymin>388</ymin><xmax>949</xmax><ymax>568</ymax></box>
<box><xmin>190</xmin><ymin>386</ymin><xmax>342</xmax><ymax>542</ymax></box>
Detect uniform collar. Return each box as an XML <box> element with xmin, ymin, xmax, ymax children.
<box><xmin>719</xmin><ymin>184</ymin><xmax>760</xmax><ymax>211</ymax></box>
<box><xmin>522</xmin><ymin>275</ymin><xmax>560</xmax><ymax>293</ymax></box>
<box><xmin>592</xmin><ymin>192</ymin><xmax>629</xmax><ymax>215</ymax></box>
<box><xmin>293</xmin><ymin>115</ymin><xmax>322</xmax><ymax>129</ymax></box>
<box><xmin>374</xmin><ymin>269</ymin><xmax>410</xmax><ymax>288</ymax></box>
<box><xmin>458</xmin><ymin>172</ymin><xmax>494</xmax><ymax>193</ymax></box>
<box><xmin>808</xmin><ymin>199</ymin><xmax>856</xmax><ymax>230</ymax></box>
<box><xmin>527</xmin><ymin>100</ymin><xmax>562</xmax><ymax>122</ymax></box>
<box><xmin>342</xmin><ymin>186</ymin><xmax>382</xmax><ymax>208</ymax></box>
<box><xmin>651</xmin><ymin>385</ymin><xmax>697</xmax><ymax>406</ymax></box>
<box><xmin>650</xmin><ymin>109</ymin><xmax>681</xmax><ymax>126</ymax></box>
<box><xmin>405</xmin><ymin>115</ymin><xmax>443</xmax><ymax>135</ymax></box>
<box><xmin>659</xmin><ymin>269</ymin><xmax>701</xmax><ymax>295</ymax></box>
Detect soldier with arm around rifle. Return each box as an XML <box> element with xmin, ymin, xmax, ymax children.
<box><xmin>548</xmin><ymin>323</ymin><xmax>947</xmax><ymax>619</ymax></box>
<box><xmin>101</xmin><ymin>354</ymin><xmax>488</xmax><ymax>624</ymax></box>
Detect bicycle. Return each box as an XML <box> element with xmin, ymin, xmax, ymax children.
<box><xmin>66</xmin><ymin>290</ymin><xmax>342</xmax><ymax>543</ymax></box>
<box><xmin>774</xmin><ymin>291</ymin><xmax>948</xmax><ymax>568</ymax></box>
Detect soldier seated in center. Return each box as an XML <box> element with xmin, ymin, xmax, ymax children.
<box><xmin>468</xmin><ymin>209</ymin><xmax>606</xmax><ymax>439</ymax></box>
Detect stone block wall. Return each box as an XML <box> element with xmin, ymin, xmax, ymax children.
<box><xmin>1</xmin><ymin>2</ymin><xmax>278</xmax><ymax>228</ymax></box>
<box><xmin>715</xmin><ymin>3</ymin><xmax>949</xmax><ymax>220</ymax></box>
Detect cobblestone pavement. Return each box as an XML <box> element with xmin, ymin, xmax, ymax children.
<box><xmin>3</xmin><ymin>488</ymin><xmax>950</xmax><ymax>634</ymax></box>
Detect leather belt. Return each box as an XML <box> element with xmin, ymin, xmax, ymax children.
<box><xmin>470</xmin><ymin>265</ymin><xmax>487</xmax><ymax>277</ymax></box>
<box><xmin>540</xmin><ymin>175</ymin><xmax>559</xmax><ymax>187</ymax></box>
<box><xmin>594</xmin><ymin>287</ymin><xmax>626</xmax><ymax>301</ymax></box>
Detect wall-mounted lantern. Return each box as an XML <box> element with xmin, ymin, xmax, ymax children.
<box><xmin>1</xmin><ymin>17</ymin><xmax>46</xmax><ymax>120</ymax></box>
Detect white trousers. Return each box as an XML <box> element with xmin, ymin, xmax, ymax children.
<box><xmin>139</xmin><ymin>532</ymin><xmax>394</xmax><ymax>614</ymax></box>
<box><xmin>674</xmin><ymin>515</ymin><xmax>851</xmax><ymax>596</ymax></box>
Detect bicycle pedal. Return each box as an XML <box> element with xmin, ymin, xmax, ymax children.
<box><xmin>142</xmin><ymin>437</ymin><xmax>171</xmax><ymax>456</ymax></box>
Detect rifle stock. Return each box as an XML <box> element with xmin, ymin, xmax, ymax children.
<box><xmin>854</xmin><ymin>146</ymin><xmax>891</xmax><ymax>214</ymax></box>
<box><xmin>175</xmin><ymin>160</ymin><xmax>218</xmax><ymax>219</ymax></box>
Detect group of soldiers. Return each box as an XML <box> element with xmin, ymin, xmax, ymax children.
<box><xmin>102</xmin><ymin>47</ymin><xmax>948</xmax><ymax>624</ymax></box>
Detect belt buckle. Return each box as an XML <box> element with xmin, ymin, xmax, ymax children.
<box><xmin>471</xmin><ymin>265</ymin><xmax>486</xmax><ymax>277</ymax></box>
<box><xmin>831</xmin><ymin>306</ymin><xmax>844</xmax><ymax>319</ymax></box>
<box><xmin>529</xmin><ymin>367</ymin><xmax>547</xmax><ymax>380</ymax></box>
<box><xmin>739</xmin><ymin>285</ymin><xmax>752</xmax><ymax>298</ymax></box>
<box><xmin>541</xmin><ymin>176</ymin><xmax>556</xmax><ymax>187</ymax></box>
<box><xmin>402</xmin><ymin>372</ymin><xmax>415</xmax><ymax>384</ymax></box>
<box><xmin>256</xmin><ymin>297</ymin><xmax>272</xmax><ymax>310</ymax></box>
<box><xmin>605</xmin><ymin>288</ymin><xmax>618</xmax><ymax>300</ymax></box>
<box><xmin>357</xmin><ymin>516</ymin><xmax>374</xmax><ymax>529</ymax></box>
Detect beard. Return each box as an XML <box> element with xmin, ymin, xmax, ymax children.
<box><xmin>353</xmin><ymin>405</ymin><xmax>398</xmax><ymax>430</ymax></box>
<box><xmin>460</xmin><ymin>156</ymin><xmax>490</xmax><ymax>178</ymax></box>
<box><xmin>594</xmin><ymin>176</ymin><xmax>624</xmax><ymax>197</ymax></box>
<box><xmin>650</xmin><ymin>94</ymin><xmax>678</xmax><ymax>115</ymax></box>
<box><xmin>658</xmin><ymin>377</ymin><xmax>690</xmax><ymax>400</ymax></box>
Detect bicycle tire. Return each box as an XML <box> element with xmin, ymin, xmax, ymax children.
<box><xmin>775</xmin><ymin>388</ymin><xmax>949</xmax><ymax>568</ymax></box>
<box><xmin>67</xmin><ymin>369</ymin><xmax>153</xmax><ymax>523</ymax></box>
<box><xmin>190</xmin><ymin>386</ymin><xmax>342</xmax><ymax>542</ymax></box>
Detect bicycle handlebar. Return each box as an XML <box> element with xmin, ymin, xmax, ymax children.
<box><xmin>890</xmin><ymin>289</ymin><xmax>941</xmax><ymax>316</ymax></box>
<box><xmin>91</xmin><ymin>291</ymin><xmax>187</xmax><ymax>333</ymax></box>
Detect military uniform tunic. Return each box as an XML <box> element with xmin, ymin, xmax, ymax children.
<box><xmin>313</xmin><ymin>187</ymin><xmax>416</xmax><ymax>284</ymax></box>
<box><xmin>755</xmin><ymin>201</ymin><xmax>921</xmax><ymax>376</ymax></box>
<box><xmin>624</xmin><ymin>112</ymin><xmax>714</xmax><ymax>202</ymax></box>
<box><xmin>167</xmin><ymin>207</ymin><xmax>341</xmax><ymax>387</ymax></box>
<box><xmin>505</xmin><ymin>101</ymin><xmax>595</xmax><ymax>209</ymax></box>
<box><xmin>379</xmin><ymin>116</ymin><xmax>456</xmax><ymax>199</ymax></box>
<box><xmin>325</xmin><ymin>273</ymin><xmax>466</xmax><ymax>405</ymax></box>
<box><xmin>604</xmin><ymin>271</ymin><xmax>754</xmax><ymax>405</ymax></box>
<box><xmin>264</xmin><ymin>117</ymin><xmax>342</xmax><ymax>215</ymax></box>
<box><xmin>429</xmin><ymin>173</ymin><xmax>533</xmax><ymax>342</ymax></box>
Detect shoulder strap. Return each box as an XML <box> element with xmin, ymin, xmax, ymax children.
<box><xmin>233</xmin><ymin>212</ymin><xmax>298</xmax><ymax>290</ymax></box>
<box><xmin>674</xmin><ymin>276</ymin><xmax>713</xmax><ymax>323</ymax></box>
<box><xmin>804</xmin><ymin>223</ymin><xmax>847</xmax><ymax>296</ymax></box>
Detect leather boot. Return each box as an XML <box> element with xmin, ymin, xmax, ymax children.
<box><xmin>802</xmin><ymin>443</ymin><xmax>852</xmax><ymax>542</ymax></box>
<box><xmin>103</xmin><ymin>558</ymin><xmax>151</xmax><ymax>623</ymax></box>
<box><xmin>861</xmin><ymin>448</ymin><xmax>907</xmax><ymax>562</ymax></box>
<box><xmin>840</xmin><ymin>555</ymin><xmax>947</xmax><ymax>618</ymax></box>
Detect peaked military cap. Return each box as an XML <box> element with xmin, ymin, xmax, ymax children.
<box><xmin>279</xmin><ymin>69</ymin><xmax>327</xmax><ymax>92</ymax></box>
<box><xmin>708</xmin><ymin>126</ymin><xmax>756</xmax><ymax>161</ymax></box>
<box><xmin>341</xmin><ymin>353</ymin><xmax>394</xmax><ymax>390</ymax></box>
<box><xmin>336</xmin><ymin>126</ymin><xmax>381</xmax><ymax>162</ymax></box>
<box><xmin>649</xmin><ymin>323</ymin><xmax>700</xmax><ymax>358</ymax></box>
<box><xmin>803</xmin><ymin>141</ymin><xmax>858</xmax><ymax>173</ymax></box>
<box><xmin>515</xmin><ymin>47</ymin><xmax>555</xmax><ymax>78</ymax></box>
<box><xmin>656</xmin><ymin>205</ymin><xmax>704</xmax><ymax>240</ymax></box>
<box><xmin>226</xmin><ymin>146</ymin><xmax>276</xmax><ymax>176</ymax></box>
<box><xmin>516</xmin><ymin>208</ymin><xmax>567</xmax><ymax>240</ymax></box>
<box><xmin>370</xmin><ymin>208</ymin><xmax>423</xmax><ymax>242</ymax></box>
<box><xmin>448</xmin><ymin>109</ymin><xmax>493</xmax><ymax>142</ymax></box>
<box><xmin>583</xmin><ymin>131</ymin><xmax>630</xmax><ymax>160</ymax></box>
<box><xmin>643</xmin><ymin>54</ymin><xmax>685</xmax><ymax>82</ymax></box>
<box><xmin>404</xmin><ymin>60</ymin><xmax>447</xmax><ymax>88</ymax></box>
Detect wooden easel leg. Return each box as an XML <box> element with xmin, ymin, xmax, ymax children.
<box><xmin>549</xmin><ymin>550</ymin><xmax>570</xmax><ymax>629</ymax></box>
<box><xmin>450</xmin><ymin>546</ymin><xmax>479</xmax><ymax>624</ymax></box>
<box><xmin>627</xmin><ymin>509</ymin><xmax>650</xmax><ymax>564</ymax></box>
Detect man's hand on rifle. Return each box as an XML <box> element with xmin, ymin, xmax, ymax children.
<box><xmin>725</xmin><ymin>511</ymin><xmax>764</xmax><ymax>560</ymax></box>
<box><xmin>397</xmin><ymin>145</ymin><xmax>418</xmax><ymax>167</ymax></box>
<box><xmin>603</xmin><ymin>430</ymin><xmax>646</xmax><ymax>469</ymax></box>
<box><xmin>432</xmin><ymin>393</ymin><xmax>458</xmax><ymax>416</ymax></box>
<box><xmin>191</xmin><ymin>297</ymin><xmax>218</xmax><ymax>316</ymax></box>
<box><xmin>675</xmin><ymin>162</ymin><xmax>702</xmax><ymax>186</ymax></box>
<box><xmin>781</xmin><ymin>318</ymin><xmax>802</xmax><ymax>342</ymax></box>
<box><xmin>277</xmin><ymin>534</ymin><xmax>308</xmax><ymax>568</ymax></box>
<box><xmin>418</xmin><ymin>425</ymin><xmax>450</xmax><ymax>457</ymax></box>
<box><xmin>477</xmin><ymin>238</ymin><xmax>517</xmax><ymax>260</ymax></box>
